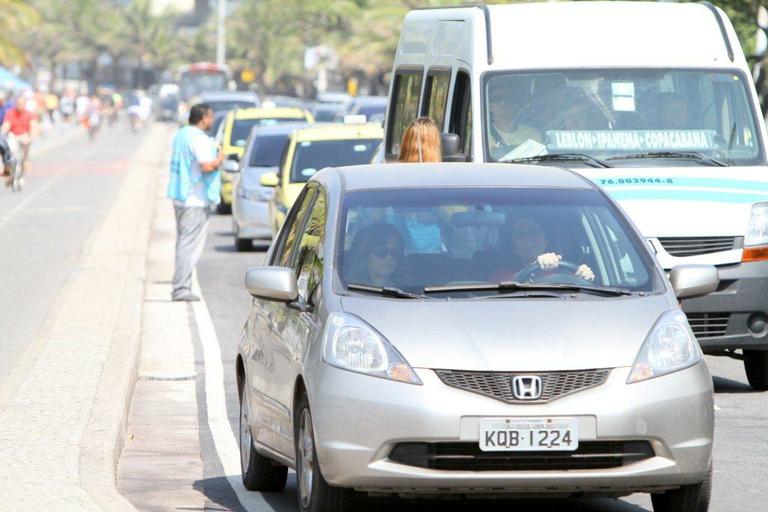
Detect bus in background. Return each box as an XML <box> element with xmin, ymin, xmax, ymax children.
<box><xmin>177</xmin><ymin>62</ymin><xmax>232</xmax><ymax>102</ymax></box>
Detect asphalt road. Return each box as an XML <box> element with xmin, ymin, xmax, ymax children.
<box><xmin>0</xmin><ymin>120</ymin><xmax>147</xmax><ymax>396</ymax></box>
<box><xmin>195</xmin><ymin>211</ymin><xmax>768</xmax><ymax>512</ymax></box>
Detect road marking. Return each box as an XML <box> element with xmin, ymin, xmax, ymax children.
<box><xmin>0</xmin><ymin>177</ymin><xmax>60</xmax><ymax>229</ymax></box>
<box><xmin>192</xmin><ymin>273</ymin><xmax>279</xmax><ymax>512</ymax></box>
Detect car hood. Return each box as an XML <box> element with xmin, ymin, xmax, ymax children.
<box><xmin>340</xmin><ymin>295</ymin><xmax>671</xmax><ymax>371</ymax></box>
<box><xmin>241</xmin><ymin>166</ymin><xmax>277</xmax><ymax>190</ymax></box>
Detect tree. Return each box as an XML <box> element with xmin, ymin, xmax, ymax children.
<box><xmin>0</xmin><ymin>0</ymin><xmax>39</xmax><ymax>67</ymax></box>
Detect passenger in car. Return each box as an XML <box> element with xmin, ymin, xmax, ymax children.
<box><xmin>488</xmin><ymin>217</ymin><xmax>595</xmax><ymax>282</ymax></box>
<box><xmin>346</xmin><ymin>222</ymin><xmax>407</xmax><ymax>287</ymax></box>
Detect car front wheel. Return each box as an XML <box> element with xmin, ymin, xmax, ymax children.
<box><xmin>294</xmin><ymin>392</ymin><xmax>353</xmax><ymax>512</ymax></box>
<box><xmin>239</xmin><ymin>390</ymin><xmax>287</xmax><ymax>491</ymax></box>
<box><xmin>651</xmin><ymin>463</ymin><xmax>711</xmax><ymax>512</ymax></box>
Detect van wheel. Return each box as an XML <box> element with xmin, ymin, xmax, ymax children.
<box><xmin>744</xmin><ymin>350</ymin><xmax>768</xmax><ymax>390</ymax></box>
<box><xmin>239</xmin><ymin>391</ymin><xmax>287</xmax><ymax>491</ymax></box>
<box><xmin>651</xmin><ymin>463</ymin><xmax>711</xmax><ymax>512</ymax></box>
<box><xmin>294</xmin><ymin>393</ymin><xmax>353</xmax><ymax>512</ymax></box>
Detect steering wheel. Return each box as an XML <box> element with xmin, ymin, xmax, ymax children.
<box><xmin>513</xmin><ymin>259</ymin><xmax>583</xmax><ymax>283</ymax></box>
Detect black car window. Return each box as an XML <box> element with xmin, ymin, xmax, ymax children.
<box><xmin>249</xmin><ymin>134</ymin><xmax>290</xmax><ymax>167</ymax></box>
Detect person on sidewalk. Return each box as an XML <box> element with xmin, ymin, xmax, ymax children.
<box><xmin>167</xmin><ymin>103</ymin><xmax>224</xmax><ymax>302</ymax></box>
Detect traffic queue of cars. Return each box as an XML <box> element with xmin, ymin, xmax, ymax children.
<box><xmin>228</xmin><ymin>2</ymin><xmax>768</xmax><ymax>512</ymax></box>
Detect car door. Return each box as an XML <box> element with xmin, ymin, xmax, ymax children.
<box><xmin>246</xmin><ymin>186</ymin><xmax>316</xmax><ymax>456</ymax></box>
<box><xmin>272</xmin><ymin>187</ymin><xmax>327</xmax><ymax>452</ymax></box>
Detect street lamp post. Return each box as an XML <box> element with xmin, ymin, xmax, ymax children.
<box><xmin>216</xmin><ymin>0</ymin><xmax>226</xmax><ymax>65</ymax></box>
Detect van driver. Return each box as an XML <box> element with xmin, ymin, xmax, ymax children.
<box><xmin>487</xmin><ymin>84</ymin><xmax>541</xmax><ymax>160</ymax></box>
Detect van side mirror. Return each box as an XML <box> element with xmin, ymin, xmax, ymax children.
<box><xmin>245</xmin><ymin>267</ymin><xmax>298</xmax><ymax>302</ymax></box>
<box><xmin>669</xmin><ymin>265</ymin><xmax>719</xmax><ymax>299</ymax></box>
<box><xmin>260</xmin><ymin>171</ymin><xmax>279</xmax><ymax>187</ymax></box>
<box><xmin>441</xmin><ymin>133</ymin><xmax>467</xmax><ymax>162</ymax></box>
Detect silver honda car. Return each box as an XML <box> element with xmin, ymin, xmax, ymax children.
<box><xmin>237</xmin><ymin>163</ymin><xmax>717</xmax><ymax>512</ymax></box>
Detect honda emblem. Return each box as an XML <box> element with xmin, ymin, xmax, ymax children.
<box><xmin>512</xmin><ymin>375</ymin><xmax>543</xmax><ymax>400</ymax></box>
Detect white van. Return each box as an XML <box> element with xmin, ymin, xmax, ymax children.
<box><xmin>385</xmin><ymin>2</ymin><xmax>768</xmax><ymax>388</ymax></box>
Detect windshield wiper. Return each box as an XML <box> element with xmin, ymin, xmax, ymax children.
<box><xmin>607</xmin><ymin>151</ymin><xmax>726</xmax><ymax>167</ymax></box>
<box><xmin>500</xmin><ymin>153</ymin><xmax>612</xmax><ymax>168</ymax></box>
<box><xmin>423</xmin><ymin>281</ymin><xmax>634</xmax><ymax>297</ymax></box>
<box><xmin>347</xmin><ymin>283</ymin><xmax>425</xmax><ymax>299</ymax></box>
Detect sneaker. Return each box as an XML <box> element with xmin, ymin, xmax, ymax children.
<box><xmin>172</xmin><ymin>293</ymin><xmax>201</xmax><ymax>302</ymax></box>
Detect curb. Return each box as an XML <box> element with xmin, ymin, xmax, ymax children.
<box><xmin>78</xmin><ymin>124</ymin><xmax>170</xmax><ymax>511</ymax></box>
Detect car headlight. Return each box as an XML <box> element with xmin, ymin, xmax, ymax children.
<box><xmin>627</xmin><ymin>309</ymin><xmax>701</xmax><ymax>384</ymax></box>
<box><xmin>746</xmin><ymin>202</ymin><xmax>768</xmax><ymax>247</ymax></box>
<box><xmin>322</xmin><ymin>312</ymin><xmax>422</xmax><ymax>385</ymax></box>
<box><xmin>237</xmin><ymin>187</ymin><xmax>274</xmax><ymax>201</ymax></box>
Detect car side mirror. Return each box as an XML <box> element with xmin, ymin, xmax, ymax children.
<box><xmin>669</xmin><ymin>265</ymin><xmax>719</xmax><ymax>299</ymax></box>
<box><xmin>441</xmin><ymin>132</ymin><xmax>468</xmax><ymax>162</ymax></box>
<box><xmin>245</xmin><ymin>266</ymin><xmax>298</xmax><ymax>302</ymax></box>
<box><xmin>260</xmin><ymin>171</ymin><xmax>279</xmax><ymax>187</ymax></box>
<box><xmin>222</xmin><ymin>159</ymin><xmax>239</xmax><ymax>173</ymax></box>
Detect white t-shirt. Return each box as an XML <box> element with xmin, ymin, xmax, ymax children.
<box><xmin>175</xmin><ymin>126</ymin><xmax>217</xmax><ymax>208</ymax></box>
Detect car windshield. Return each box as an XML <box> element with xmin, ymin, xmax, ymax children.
<box><xmin>248</xmin><ymin>134</ymin><xmax>289</xmax><ymax>167</ymax></box>
<box><xmin>484</xmin><ymin>69</ymin><xmax>763</xmax><ymax>166</ymax></box>
<box><xmin>231</xmin><ymin>118</ymin><xmax>301</xmax><ymax>147</ymax></box>
<box><xmin>290</xmin><ymin>138</ymin><xmax>380</xmax><ymax>183</ymax></box>
<box><xmin>338</xmin><ymin>188</ymin><xmax>659</xmax><ymax>297</ymax></box>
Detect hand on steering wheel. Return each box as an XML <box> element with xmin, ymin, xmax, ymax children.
<box><xmin>514</xmin><ymin>253</ymin><xmax>595</xmax><ymax>282</ymax></box>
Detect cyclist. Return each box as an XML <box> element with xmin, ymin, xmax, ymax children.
<box><xmin>0</xmin><ymin>131</ymin><xmax>15</xmax><ymax>187</ymax></box>
<box><xmin>1</xmin><ymin>96</ymin><xmax>37</xmax><ymax>173</ymax></box>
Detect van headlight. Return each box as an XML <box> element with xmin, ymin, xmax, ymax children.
<box><xmin>745</xmin><ymin>202</ymin><xmax>768</xmax><ymax>247</ymax></box>
<box><xmin>627</xmin><ymin>310</ymin><xmax>701</xmax><ymax>383</ymax></box>
<box><xmin>322</xmin><ymin>312</ymin><xmax>422</xmax><ymax>385</ymax></box>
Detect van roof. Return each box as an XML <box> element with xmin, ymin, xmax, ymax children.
<box><xmin>326</xmin><ymin>163</ymin><xmax>595</xmax><ymax>192</ymax></box>
<box><xmin>401</xmin><ymin>2</ymin><xmax>742</xmax><ymax>69</ymax></box>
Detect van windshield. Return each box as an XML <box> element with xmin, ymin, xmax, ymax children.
<box><xmin>338</xmin><ymin>188</ymin><xmax>660</xmax><ymax>297</ymax></box>
<box><xmin>484</xmin><ymin>69</ymin><xmax>763</xmax><ymax>166</ymax></box>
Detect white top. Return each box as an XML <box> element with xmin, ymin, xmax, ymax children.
<box><xmin>175</xmin><ymin>126</ymin><xmax>217</xmax><ymax>208</ymax></box>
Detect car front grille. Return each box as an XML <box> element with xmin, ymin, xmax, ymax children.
<box><xmin>686</xmin><ymin>313</ymin><xmax>731</xmax><ymax>339</ymax></box>
<box><xmin>657</xmin><ymin>236</ymin><xmax>740</xmax><ymax>257</ymax></box>
<box><xmin>434</xmin><ymin>369</ymin><xmax>611</xmax><ymax>404</ymax></box>
<box><xmin>389</xmin><ymin>441</ymin><xmax>655</xmax><ymax>471</ymax></box>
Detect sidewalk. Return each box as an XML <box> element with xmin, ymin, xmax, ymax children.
<box><xmin>0</xmin><ymin>124</ymin><xmax>171</xmax><ymax>510</ymax></box>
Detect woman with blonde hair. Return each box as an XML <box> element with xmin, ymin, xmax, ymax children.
<box><xmin>398</xmin><ymin>117</ymin><xmax>442</xmax><ymax>163</ymax></box>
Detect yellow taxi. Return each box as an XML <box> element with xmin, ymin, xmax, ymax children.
<box><xmin>216</xmin><ymin>106</ymin><xmax>313</xmax><ymax>212</ymax></box>
<box><xmin>260</xmin><ymin>121</ymin><xmax>383</xmax><ymax>236</ymax></box>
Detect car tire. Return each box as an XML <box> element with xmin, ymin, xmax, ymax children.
<box><xmin>239</xmin><ymin>390</ymin><xmax>288</xmax><ymax>491</ymax></box>
<box><xmin>217</xmin><ymin>201</ymin><xmax>232</xmax><ymax>215</ymax></box>
<box><xmin>235</xmin><ymin>237</ymin><xmax>252</xmax><ymax>252</ymax></box>
<box><xmin>294</xmin><ymin>393</ymin><xmax>354</xmax><ymax>512</ymax></box>
<box><xmin>650</xmin><ymin>463</ymin><xmax>711</xmax><ymax>512</ymax></box>
<box><xmin>744</xmin><ymin>350</ymin><xmax>768</xmax><ymax>390</ymax></box>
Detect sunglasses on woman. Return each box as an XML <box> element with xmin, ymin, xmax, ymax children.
<box><xmin>372</xmin><ymin>246</ymin><xmax>403</xmax><ymax>258</ymax></box>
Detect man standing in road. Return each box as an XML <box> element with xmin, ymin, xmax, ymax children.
<box><xmin>167</xmin><ymin>103</ymin><xmax>224</xmax><ymax>302</ymax></box>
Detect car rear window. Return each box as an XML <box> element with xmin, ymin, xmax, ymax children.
<box><xmin>290</xmin><ymin>139</ymin><xmax>380</xmax><ymax>183</ymax></box>
<box><xmin>248</xmin><ymin>134</ymin><xmax>290</xmax><ymax>167</ymax></box>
